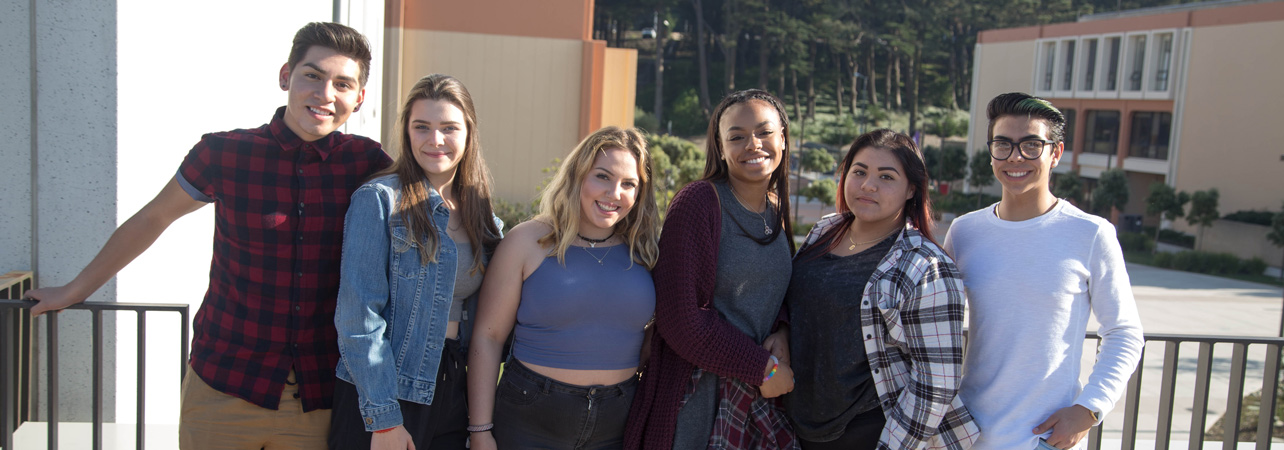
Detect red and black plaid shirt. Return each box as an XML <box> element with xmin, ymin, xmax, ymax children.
<box><xmin>176</xmin><ymin>107</ymin><xmax>390</xmax><ymax>411</ymax></box>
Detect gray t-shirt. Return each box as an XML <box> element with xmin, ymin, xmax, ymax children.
<box><xmin>672</xmin><ymin>180</ymin><xmax>793</xmax><ymax>449</ymax></box>
<box><xmin>783</xmin><ymin>234</ymin><xmax>894</xmax><ymax>441</ymax></box>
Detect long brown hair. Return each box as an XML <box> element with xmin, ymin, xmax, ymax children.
<box><xmin>700</xmin><ymin>89</ymin><xmax>795</xmax><ymax>253</ymax></box>
<box><xmin>801</xmin><ymin>129</ymin><xmax>936</xmax><ymax>259</ymax></box>
<box><xmin>372</xmin><ymin>74</ymin><xmax>500</xmax><ymax>273</ymax></box>
<box><xmin>535</xmin><ymin>127</ymin><xmax>661</xmax><ymax>269</ymax></box>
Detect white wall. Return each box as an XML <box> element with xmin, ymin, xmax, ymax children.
<box><xmin>3</xmin><ymin>0</ymin><xmax>385</xmax><ymax>443</ymax></box>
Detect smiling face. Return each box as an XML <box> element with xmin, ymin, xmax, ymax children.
<box><xmin>279</xmin><ymin>45</ymin><xmax>365</xmax><ymax>142</ymax></box>
<box><xmin>843</xmin><ymin>146</ymin><xmax>914</xmax><ymax>229</ymax></box>
<box><xmin>990</xmin><ymin>115</ymin><xmax>1063</xmax><ymax>199</ymax></box>
<box><xmin>717</xmin><ymin>99</ymin><xmax>785</xmax><ymax>187</ymax></box>
<box><xmin>578</xmin><ymin>147</ymin><xmax>640</xmax><ymax>239</ymax></box>
<box><xmin>407</xmin><ymin>98</ymin><xmax>468</xmax><ymax>183</ymax></box>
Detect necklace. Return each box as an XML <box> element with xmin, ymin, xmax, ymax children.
<box><xmin>995</xmin><ymin>199</ymin><xmax>1059</xmax><ymax>221</ymax></box>
<box><xmin>848</xmin><ymin>227</ymin><xmax>899</xmax><ymax>251</ymax></box>
<box><xmin>576</xmin><ymin>231</ymin><xmax>615</xmax><ymax>248</ymax></box>
<box><xmin>580</xmin><ymin>245</ymin><xmax>614</xmax><ymax>265</ymax></box>
<box><xmin>728</xmin><ymin>184</ymin><xmax>772</xmax><ymax>236</ymax></box>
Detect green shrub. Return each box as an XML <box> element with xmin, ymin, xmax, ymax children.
<box><xmin>1157</xmin><ymin>229</ymin><xmax>1195</xmax><ymax>248</ymax></box>
<box><xmin>634</xmin><ymin>106</ymin><xmax>660</xmax><ymax>134</ymax></box>
<box><xmin>1157</xmin><ymin>250</ymin><xmax>1264</xmax><ymax>276</ymax></box>
<box><xmin>1240</xmin><ymin>257</ymin><xmax>1268</xmax><ymax>275</ymax></box>
<box><xmin>1117</xmin><ymin>232</ymin><xmax>1154</xmax><ymax>253</ymax></box>
<box><xmin>668</xmin><ymin>88</ymin><xmax>706</xmax><ymax>137</ymax></box>
<box><xmin>1152</xmin><ymin>252</ymin><xmax>1174</xmax><ymax>268</ymax></box>
<box><xmin>1223</xmin><ymin>210</ymin><xmax>1274</xmax><ymax>226</ymax></box>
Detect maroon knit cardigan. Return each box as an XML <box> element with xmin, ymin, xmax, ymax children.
<box><xmin>624</xmin><ymin>181</ymin><xmax>780</xmax><ymax>450</ymax></box>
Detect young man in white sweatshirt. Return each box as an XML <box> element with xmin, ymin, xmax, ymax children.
<box><xmin>943</xmin><ymin>92</ymin><xmax>1144</xmax><ymax>450</ymax></box>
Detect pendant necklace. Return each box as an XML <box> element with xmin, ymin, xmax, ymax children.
<box><xmin>848</xmin><ymin>228</ymin><xmax>899</xmax><ymax>251</ymax></box>
<box><xmin>729</xmin><ymin>185</ymin><xmax>772</xmax><ymax>236</ymax></box>
<box><xmin>577</xmin><ymin>231</ymin><xmax>615</xmax><ymax>265</ymax></box>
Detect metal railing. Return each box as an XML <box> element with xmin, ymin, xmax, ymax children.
<box><xmin>0</xmin><ymin>271</ymin><xmax>189</xmax><ymax>450</ymax></box>
<box><xmin>1</xmin><ymin>268</ymin><xmax>1281</xmax><ymax>449</ymax></box>
<box><xmin>1081</xmin><ymin>331</ymin><xmax>1283</xmax><ymax>450</ymax></box>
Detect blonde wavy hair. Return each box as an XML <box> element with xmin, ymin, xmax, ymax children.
<box><xmin>535</xmin><ymin>127</ymin><xmax>660</xmax><ymax>269</ymax></box>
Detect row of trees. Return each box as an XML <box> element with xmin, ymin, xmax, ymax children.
<box><xmin>595</xmin><ymin>0</ymin><xmax>1204</xmax><ymax>138</ymax></box>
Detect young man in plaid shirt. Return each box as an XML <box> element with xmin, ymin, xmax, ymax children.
<box><xmin>25</xmin><ymin>22</ymin><xmax>391</xmax><ymax>449</ymax></box>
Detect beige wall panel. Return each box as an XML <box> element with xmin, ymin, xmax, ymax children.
<box><xmin>601</xmin><ymin>48</ymin><xmax>638</xmax><ymax>130</ymax></box>
<box><xmin>400</xmin><ymin>29</ymin><xmax>584</xmax><ymax>203</ymax></box>
<box><xmin>1175</xmin><ymin>20</ymin><xmax>1284</xmax><ymax>214</ymax></box>
<box><xmin>967</xmin><ymin>41</ymin><xmax>1037</xmax><ymax>160</ymax></box>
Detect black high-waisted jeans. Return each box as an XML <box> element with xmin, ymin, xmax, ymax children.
<box><xmin>493</xmin><ymin>358</ymin><xmax>638</xmax><ymax>450</ymax></box>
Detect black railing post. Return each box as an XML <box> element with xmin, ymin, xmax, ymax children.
<box><xmin>1256</xmin><ymin>343</ymin><xmax>1281</xmax><ymax>450</ymax></box>
<box><xmin>1223</xmin><ymin>343</ymin><xmax>1248</xmax><ymax>450</ymax></box>
<box><xmin>1154</xmin><ymin>341</ymin><xmax>1180</xmax><ymax>450</ymax></box>
<box><xmin>1189</xmin><ymin>342</ymin><xmax>1213</xmax><ymax>450</ymax></box>
<box><xmin>1120</xmin><ymin>344</ymin><xmax>1145</xmax><ymax>450</ymax></box>
<box><xmin>2</xmin><ymin>308</ymin><xmax>12</xmax><ymax>450</ymax></box>
<box><xmin>92</xmin><ymin>310</ymin><xmax>103</xmax><ymax>450</ymax></box>
<box><xmin>46</xmin><ymin>312</ymin><xmax>57</xmax><ymax>449</ymax></box>
<box><xmin>136</xmin><ymin>313</ymin><xmax>145</xmax><ymax>450</ymax></box>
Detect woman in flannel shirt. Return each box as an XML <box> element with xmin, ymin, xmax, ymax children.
<box><xmin>783</xmin><ymin>129</ymin><xmax>979</xmax><ymax>450</ymax></box>
<box><xmin>329</xmin><ymin>74</ymin><xmax>503</xmax><ymax>450</ymax></box>
<box><xmin>468</xmin><ymin>127</ymin><xmax>661</xmax><ymax>449</ymax></box>
<box><xmin>625</xmin><ymin>90</ymin><xmax>799</xmax><ymax>450</ymax></box>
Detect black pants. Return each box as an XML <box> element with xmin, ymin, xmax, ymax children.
<box><xmin>798</xmin><ymin>407</ymin><xmax>886</xmax><ymax>450</ymax></box>
<box><xmin>493</xmin><ymin>359</ymin><xmax>638</xmax><ymax>450</ymax></box>
<box><xmin>328</xmin><ymin>339</ymin><xmax>468</xmax><ymax>450</ymax></box>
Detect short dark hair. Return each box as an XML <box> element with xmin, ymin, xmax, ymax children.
<box><xmin>986</xmin><ymin>92</ymin><xmax>1066</xmax><ymax>143</ymax></box>
<box><xmin>287</xmin><ymin>22</ymin><xmax>373</xmax><ymax>87</ymax></box>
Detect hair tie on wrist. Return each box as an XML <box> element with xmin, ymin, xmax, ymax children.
<box><xmin>467</xmin><ymin>423</ymin><xmax>494</xmax><ymax>433</ymax></box>
<box><xmin>374</xmin><ymin>427</ymin><xmax>397</xmax><ymax>434</ymax></box>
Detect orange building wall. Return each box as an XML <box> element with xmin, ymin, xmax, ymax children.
<box><xmin>382</xmin><ymin>0</ymin><xmax>637</xmax><ymax>203</ymax></box>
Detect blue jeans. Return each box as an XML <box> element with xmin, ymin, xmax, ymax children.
<box><xmin>493</xmin><ymin>359</ymin><xmax>638</xmax><ymax>449</ymax></box>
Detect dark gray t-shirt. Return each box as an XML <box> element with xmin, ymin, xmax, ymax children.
<box><xmin>783</xmin><ymin>234</ymin><xmax>894</xmax><ymax>441</ymax></box>
<box><xmin>672</xmin><ymin>180</ymin><xmax>793</xmax><ymax>449</ymax></box>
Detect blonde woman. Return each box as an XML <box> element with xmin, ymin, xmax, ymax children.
<box><xmin>468</xmin><ymin>127</ymin><xmax>661</xmax><ymax>449</ymax></box>
<box><xmin>330</xmin><ymin>74</ymin><xmax>502</xmax><ymax>450</ymax></box>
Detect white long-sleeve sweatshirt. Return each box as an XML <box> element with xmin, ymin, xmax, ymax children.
<box><xmin>943</xmin><ymin>201</ymin><xmax>1144</xmax><ymax>450</ymax></box>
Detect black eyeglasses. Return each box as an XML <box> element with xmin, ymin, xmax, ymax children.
<box><xmin>987</xmin><ymin>139</ymin><xmax>1054</xmax><ymax>160</ymax></box>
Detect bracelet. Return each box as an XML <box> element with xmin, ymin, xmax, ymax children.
<box><xmin>467</xmin><ymin>423</ymin><xmax>494</xmax><ymax>433</ymax></box>
<box><xmin>763</xmin><ymin>355</ymin><xmax>780</xmax><ymax>384</ymax></box>
<box><xmin>373</xmin><ymin>427</ymin><xmax>397</xmax><ymax>434</ymax></box>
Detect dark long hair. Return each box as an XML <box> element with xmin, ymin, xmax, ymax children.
<box><xmin>371</xmin><ymin>74</ymin><xmax>500</xmax><ymax>273</ymax></box>
<box><xmin>699</xmin><ymin>89</ymin><xmax>795</xmax><ymax>253</ymax></box>
<box><xmin>801</xmin><ymin>129</ymin><xmax>936</xmax><ymax>259</ymax></box>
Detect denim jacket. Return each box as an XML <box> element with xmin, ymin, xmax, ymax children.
<box><xmin>335</xmin><ymin>174</ymin><xmax>502</xmax><ymax>431</ymax></box>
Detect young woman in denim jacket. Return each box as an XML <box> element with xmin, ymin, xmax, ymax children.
<box><xmin>329</xmin><ymin>74</ymin><xmax>503</xmax><ymax>450</ymax></box>
<box><xmin>467</xmin><ymin>127</ymin><xmax>661</xmax><ymax>450</ymax></box>
<box><xmin>783</xmin><ymin>130</ymin><xmax>978</xmax><ymax>449</ymax></box>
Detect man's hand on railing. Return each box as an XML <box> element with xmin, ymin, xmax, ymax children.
<box><xmin>1033</xmin><ymin>404</ymin><xmax>1095</xmax><ymax>449</ymax></box>
<box><xmin>23</xmin><ymin>284</ymin><xmax>90</xmax><ymax>316</ymax></box>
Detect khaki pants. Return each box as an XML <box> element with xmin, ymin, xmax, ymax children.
<box><xmin>179</xmin><ymin>365</ymin><xmax>331</xmax><ymax>450</ymax></box>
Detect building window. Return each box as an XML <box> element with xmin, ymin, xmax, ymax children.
<box><xmin>1084</xmin><ymin>110</ymin><xmax>1120</xmax><ymax>156</ymax></box>
<box><xmin>1063</xmin><ymin>109</ymin><xmax>1076</xmax><ymax>151</ymax></box>
<box><xmin>1041</xmin><ymin>41</ymin><xmax>1056</xmax><ymax>91</ymax></box>
<box><xmin>1061</xmin><ymin>40</ymin><xmax>1076</xmax><ymax>91</ymax></box>
<box><xmin>1080</xmin><ymin>39</ymin><xmax>1098</xmax><ymax>91</ymax></box>
<box><xmin>1130</xmin><ymin>111</ymin><xmax>1171</xmax><ymax>159</ymax></box>
<box><xmin>1103</xmin><ymin>37</ymin><xmax>1121</xmax><ymax>91</ymax></box>
<box><xmin>1126</xmin><ymin>34</ymin><xmax>1147</xmax><ymax>91</ymax></box>
<box><xmin>1151</xmin><ymin>33</ymin><xmax>1174</xmax><ymax>92</ymax></box>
